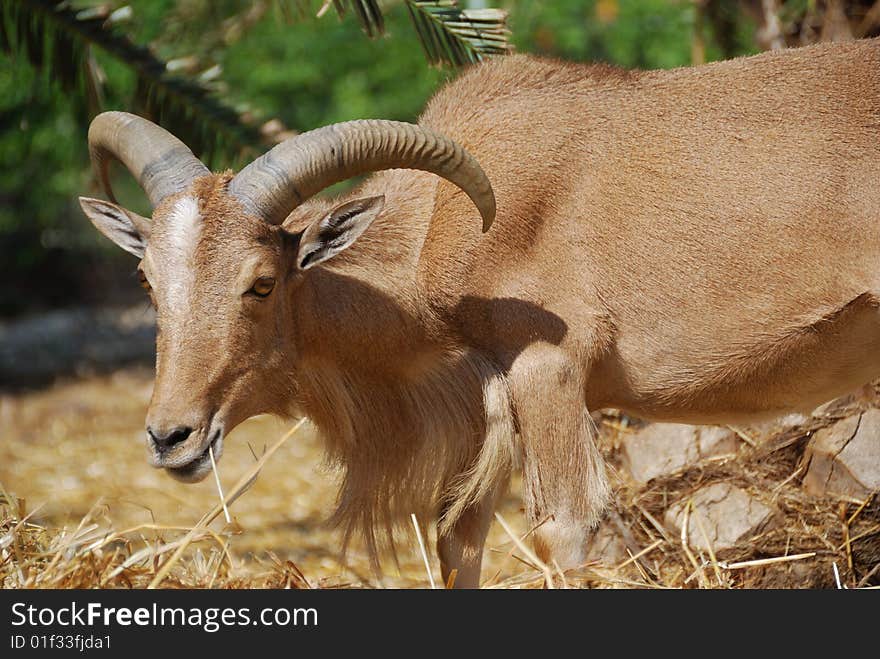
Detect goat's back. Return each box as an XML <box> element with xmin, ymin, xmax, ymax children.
<box><xmin>416</xmin><ymin>39</ymin><xmax>880</xmax><ymax>422</ymax></box>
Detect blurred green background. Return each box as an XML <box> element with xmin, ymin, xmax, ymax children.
<box><xmin>1</xmin><ymin>0</ymin><xmax>876</xmax><ymax>317</ymax></box>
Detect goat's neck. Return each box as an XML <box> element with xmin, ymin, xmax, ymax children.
<box><xmin>291</xmin><ymin>173</ymin><xmax>441</xmax><ymax>373</ymax></box>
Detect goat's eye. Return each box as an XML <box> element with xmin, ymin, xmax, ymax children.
<box><xmin>249</xmin><ymin>276</ymin><xmax>275</xmax><ymax>298</ymax></box>
<box><xmin>137</xmin><ymin>270</ymin><xmax>151</xmax><ymax>291</ymax></box>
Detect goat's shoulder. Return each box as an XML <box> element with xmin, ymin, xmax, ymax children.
<box><xmin>421</xmin><ymin>54</ymin><xmax>637</xmax><ymax>126</ymax></box>
<box><xmin>465</xmin><ymin>53</ymin><xmax>638</xmax><ymax>90</ymax></box>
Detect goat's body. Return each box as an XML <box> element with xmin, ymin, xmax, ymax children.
<box><xmin>418</xmin><ymin>39</ymin><xmax>880</xmax><ymax>422</ymax></box>
<box><xmin>86</xmin><ymin>38</ymin><xmax>880</xmax><ymax>588</ymax></box>
<box><xmin>284</xmin><ymin>39</ymin><xmax>880</xmax><ymax>582</ymax></box>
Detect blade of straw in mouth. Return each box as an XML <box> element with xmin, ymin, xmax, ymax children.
<box><xmin>148</xmin><ymin>419</ymin><xmax>306</xmax><ymax>589</ymax></box>
<box><xmin>209</xmin><ymin>445</ymin><xmax>231</xmax><ymax>524</ymax></box>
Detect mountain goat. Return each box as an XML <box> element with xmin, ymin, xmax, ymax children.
<box><xmin>80</xmin><ymin>38</ymin><xmax>880</xmax><ymax>587</ymax></box>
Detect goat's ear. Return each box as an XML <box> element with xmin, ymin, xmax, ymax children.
<box><xmin>79</xmin><ymin>197</ymin><xmax>151</xmax><ymax>258</ymax></box>
<box><xmin>295</xmin><ymin>195</ymin><xmax>385</xmax><ymax>270</ymax></box>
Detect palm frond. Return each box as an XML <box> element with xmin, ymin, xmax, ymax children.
<box><xmin>1</xmin><ymin>0</ymin><xmax>267</xmax><ymax>166</ymax></box>
<box><xmin>322</xmin><ymin>0</ymin><xmax>511</xmax><ymax>66</ymax></box>
<box><xmin>324</xmin><ymin>0</ymin><xmax>385</xmax><ymax>37</ymax></box>
<box><xmin>404</xmin><ymin>1</ymin><xmax>511</xmax><ymax>67</ymax></box>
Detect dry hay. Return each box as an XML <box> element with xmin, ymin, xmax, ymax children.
<box><xmin>0</xmin><ymin>494</ymin><xmax>316</xmax><ymax>589</ymax></box>
<box><xmin>1</xmin><ymin>368</ymin><xmax>878</xmax><ymax>589</ymax></box>
<box><xmin>0</xmin><ymin>421</ymin><xmax>317</xmax><ymax>589</ymax></box>
<box><xmin>580</xmin><ymin>408</ymin><xmax>880</xmax><ymax>590</ymax></box>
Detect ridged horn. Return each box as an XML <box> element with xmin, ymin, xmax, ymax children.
<box><xmin>229</xmin><ymin>120</ymin><xmax>496</xmax><ymax>231</ymax></box>
<box><xmin>87</xmin><ymin>111</ymin><xmax>210</xmax><ymax>208</ymax></box>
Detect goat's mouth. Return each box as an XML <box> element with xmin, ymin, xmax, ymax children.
<box><xmin>163</xmin><ymin>429</ymin><xmax>224</xmax><ymax>484</ymax></box>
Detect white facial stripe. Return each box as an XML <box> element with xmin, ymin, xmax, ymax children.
<box><xmin>165</xmin><ymin>196</ymin><xmax>201</xmax><ymax>313</ymax></box>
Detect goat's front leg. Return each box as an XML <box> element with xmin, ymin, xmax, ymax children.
<box><xmin>437</xmin><ymin>370</ymin><xmax>515</xmax><ymax>588</ymax></box>
<box><xmin>509</xmin><ymin>345</ymin><xmax>610</xmax><ymax>574</ymax></box>
<box><xmin>437</xmin><ymin>485</ymin><xmax>502</xmax><ymax>589</ymax></box>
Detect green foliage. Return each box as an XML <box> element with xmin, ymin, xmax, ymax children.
<box><xmin>0</xmin><ymin>0</ymin><xmax>266</xmax><ymax>165</ymax></box>
<box><xmin>0</xmin><ymin>0</ymin><xmax>763</xmax><ymax>317</ymax></box>
<box><xmin>509</xmin><ymin>0</ymin><xmax>757</xmax><ymax>68</ymax></box>
<box><xmin>219</xmin><ymin>8</ymin><xmax>449</xmax><ymax>131</ymax></box>
<box><xmin>0</xmin><ymin>61</ymin><xmax>134</xmax><ymax>315</ymax></box>
<box><xmin>332</xmin><ymin>0</ymin><xmax>385</xmax><ymax>37</ymax></box>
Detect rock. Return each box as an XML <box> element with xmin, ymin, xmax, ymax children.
<box><xmin>734</xmin><ymin>413</ymin><xmax>810</xmax><ymax>442</ymax></box>
<box><xmin>664</xmin><ymin>483</ymin><xmax>776</xmax><ymax>552</ymax></box>
<box><xmin>810</xmin><ymin>385</ymin><xmax>876</xmax><ymax>418</ymax></box>
<box><xmin>803</xmin><ymin>409</ymin><xmax>880</xmax><ymax>499</ymax></box>
<box><xmin>620</xmin><ymin>423</ymin><xmax>739</xmax><ymax>483</ymax></box>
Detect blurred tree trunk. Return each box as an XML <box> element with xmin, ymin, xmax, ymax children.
<box><xmin>693</xmin><ymin>0</ymin><xmax>707</xmax><ymax>64</ymax></box>
<box><xmin>707</xmin><ymin>0</ymin><xmax>880</xmax><ymax>54</ymax></box>
<box><xmin>756</xmin><ymin>0</ymin><xmax>785</xmax><ymax>49</ymax></box>
<box><xmin>821</xmin><ymin>0</ymin><xmax>855</xmax><ymax>41</ymax></box>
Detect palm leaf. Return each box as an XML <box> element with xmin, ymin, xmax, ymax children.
<box><xmin>341</xmin><ymin>0</ymin><xmax>385</xmax><ymax>37</ymax></box>
<box><xmin>404</xmin><ymin>1</ymin><xmax>511</xmax><ymax>67</ymax></box>
<box><xmin>322</xmin><ymin>0</ymin><xmax>511</xmax><ymax>66</ymax></box>
<box><xmin>0</xmin><ymin>0</ymin><xmax>266</xmax><ymax>166</ymax></box>
<box><xmin>325</xmin><ymin>0</ymin><xmax>385</xmax><ymax>37</ymax></box>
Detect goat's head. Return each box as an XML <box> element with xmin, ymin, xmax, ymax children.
<box><xmin>79</xmin><ymin>112</ymin><xmax>495</xmax><ymax>483</ymax></box>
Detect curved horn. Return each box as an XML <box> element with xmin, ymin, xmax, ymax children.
<box><xmin>229</xmin><ymin>120</ymin><xmax>496</xmax><ymax>231</ymax></box>
<box><xmin>88</xmin><ymin>111</ymin><xmax>210</xmax><ymax>208</ymax></box>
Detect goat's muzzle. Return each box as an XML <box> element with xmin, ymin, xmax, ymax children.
<box><xmin>145</xmin><ymin>422</ymin><xmax>224</xmax><ymax>484</ymax></box>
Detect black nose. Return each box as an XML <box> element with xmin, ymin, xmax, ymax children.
<box><xmin>147</xmin><ymin>426</ymin><xmax>193</xmax><ymax>452</ymax></box>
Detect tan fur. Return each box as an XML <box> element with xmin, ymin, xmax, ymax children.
<box><xmin>87</xmin><ymin>39</ymin><xmax>880</xmax><ymax>587</ymax></box>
